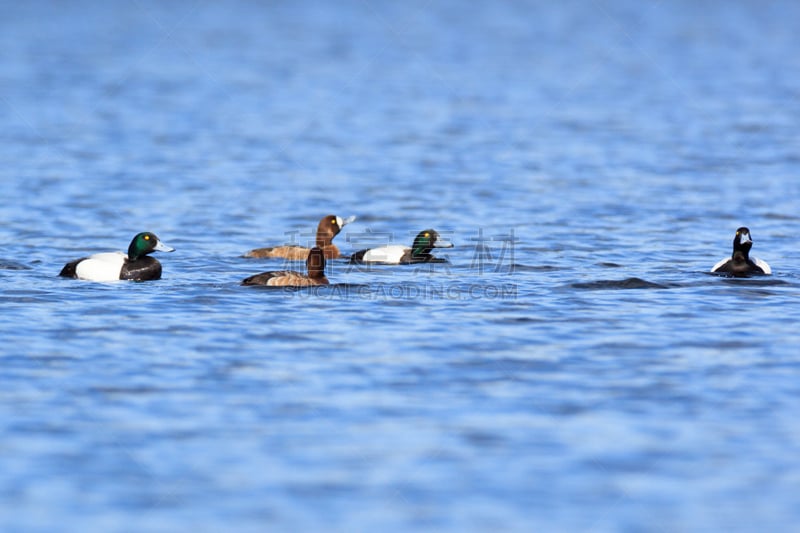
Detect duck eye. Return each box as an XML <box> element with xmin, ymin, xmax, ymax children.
<box><xmin>424</xmin><ymin>233</ymin><xmax>430</xmax><ymax>238</ymax></box>
<box><xmin>331</xmin><ymin>219</ymin><xmax>336</xmax><ymax>224</ymax></box>
<box><xmin>144</xmin><ymin>235</ymin><xmax>150</xmax><ymax>240</ymax></box>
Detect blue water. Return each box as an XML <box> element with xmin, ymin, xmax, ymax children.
<box><xmin>2</xmin><ymin>1</ymin><xmax>800</xmax><ymax>531</ymax></box>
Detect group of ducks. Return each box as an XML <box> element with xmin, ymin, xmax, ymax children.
<box><xmin>58</xmin><ymin>214</ymin><xmax>455</xmax><ymax>286</ymax></box>
<box><xmin>57</xmin><ymin>215</ymin><xmax>771</xmax><ymax>286</ymax></box>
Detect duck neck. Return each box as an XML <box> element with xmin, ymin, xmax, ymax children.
<box><xmin>307</xmin><ymin>251</ymin><xmax>326</xmax><ymax>278</ymax></box>
<box><xmin>411</xmin><ymin>243</ymin><xmax>432</xmax><ymax>258</ymax></box>
<box><xmin>128</xmin><ymin>243</ymin><xmax>146</xmax><ymax>261</ymax></box>
<box><xmin>733</xmin><ymin>242</ymin><xmax>752</xmax><ymax>261</ymax></box>
<box><xmin>316</xmin><ymin>231</ymin><xmax>333</xmax><ymax>248</ymax></box>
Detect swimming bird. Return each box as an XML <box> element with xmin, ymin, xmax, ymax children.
<box><xmin>350</xmin><ymin>229</ymin><xmax>453</xmax><ymax>264</ymax></box>
<box><xmin>245</xmin><ymin>215</ymin><xmax>356</xmax><ymax>260</ymax></box>
<box><xmin>59</xmin><ymin>232</ymin><xmax>174</xmax><ymax>281</ymax></box>
<box><xmin>711</xmin><ymin>226</ymin><xmax>771</xmax><ymax>277</ymax></box>
<box><xmin>242</xmin><ymin>246</ymin><xmax>329</xmax><ymax>287</ymax></box>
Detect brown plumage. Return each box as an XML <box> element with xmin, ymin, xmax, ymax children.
<box><xmin>245</xmin><ymin>215</ymin><xmax>354</xmax><ymax>259</ymax></box>
<box><xmin>245</xmin><ymin>244</ymin><xmax>338</xmax><ymax>260</ymax></box>
<box><xmin>242</xmin><ymin>247</ymin><xmax>329</xmax><ymax>287</ymax></box>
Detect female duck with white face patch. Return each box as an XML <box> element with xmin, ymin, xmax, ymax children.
<box><xmin>245</xmin><ymin>214</ymin><xmax>356</xmax><ymax>260</ymax></box>
<box><xmin>350</xmin><ymin>229</ymin><xmax>453</xmax><ymax>265</ymax></box>
<box><xmin>59</xmin><ymin>232</ymin><xmax>175</xmax><ymax>281</ymax></box>
<box><xmin>711</xmin><ymin>227</ymin><xmax>771</xmax><ymax>277</ymax></box>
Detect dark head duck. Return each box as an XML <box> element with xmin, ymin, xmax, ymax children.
<box><xmin>242</xmin><ymin>246</ymin><xmax>329</xmax><ymax>287</ymax></box>
<box><xmin>350</xmin><ymin>229</ymin><xmax>454</xmax><ymax>264</ymax></box>
<box><xmin>711</xmin><ymin>227</ymin><xmax>771</xmax><ymax>277</ymax></box>
<box><xmin>245</xmin><ymin>214</ymin><xmax>356</xmax><ymax>260</ymax></box>
<box><xmin>59</xmin><ymin>232</ymin><xmax>175</xmax><ymax>281</ymax></box>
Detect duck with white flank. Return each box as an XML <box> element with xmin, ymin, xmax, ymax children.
<box><xmin>59</xmin><ymin>232</ymin><xmax>174</xmax><ymax>281</ymax></box>
<box><xmin>711</xmin><ymin>227</ymin><xmax>771</xmax><ymax>277</ymax></box>
<box><xmin>350</xmin><ymin>229</ymin><xmax>453</xmax><ymax>265</ymax></box>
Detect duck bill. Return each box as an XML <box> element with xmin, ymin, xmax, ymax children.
<box><xmin>340</xmin><ymin>215</ymin><xmax>356</xmax><ymax>227</ymax></box>
<box><xmin>433</xmin><ymin>238</ymin><xmax>454</xmax><ymax>248</ymax></box>
<box><xmin>154</xmin><ymin>241</ymin><xmax>175</xmax><ymax>253</ymax></box>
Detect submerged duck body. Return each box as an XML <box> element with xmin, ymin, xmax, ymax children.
<box><xmin>711</xmin><ymin>227</ymin><xmax>771</xmax><ymax>277</ymax></box>
<box><xmin>242</xmin><ymin>246</ymin><xmax>329</xmax><ymax>287</ymax></box>
<box><xmin>245</xmin><ymin>215</ymin><xmax>355</xmax><ymax>260</ymax></box>
<box><xmin>59</xmin><ymin>232</ymin><xmax>174</xmax><ymax>281</ymax></box>
<box><xmin>350</xmin><ymin>229</ymin><xmax>453</xmax><ymax>264</ymax></box>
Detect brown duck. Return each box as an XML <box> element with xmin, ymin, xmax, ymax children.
<box><xmin>245</xmin><ymin>215</ymin><xmax>355</xmax><ymax>260</ymax></box>
<box><xmin>242</xmin><ymin>246</ymin><xmax>329</xmax><ymax>287</ymax></box>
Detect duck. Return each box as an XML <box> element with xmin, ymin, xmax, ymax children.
<box><xmin>245</xmin><ymin>215</ymin><xmax>356</xmax><ymax>260</ymax></box>
<box><xmin>59</xmin><ymin>232</ymin><xmax>174</xmax><ymax>281</ymax></box>
<box><xmin>711</xmin><ymin>226</ymin><xmax>771</xmax><ymax>277</ymax></box>
<box><xmin>242</xmin><ymin>246</ymin><xmax>329</xmax><ymax>287</ymax></box>
<box><xmin>350</xmin><ymin>229</ymin><xmax>453</xmax><ymax>264</ymax></box>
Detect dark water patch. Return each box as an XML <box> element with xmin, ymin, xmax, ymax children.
<box><xmin>0</xmin><ymin>296</ymin><xmax>54</xmax><ymax>304</ymax></box>
<box><xmin>89</xmin><ymin>385</ymin><xmax>166</xmax><ymax>396</ymax></box>
<box><xmin>252</xmin><ymin>332</ymin><xmax>313</xmax><ymax>342</ymax></box>
<box><xmin>545</xmin><ymin>403</ymin><xmax>588</xmax><ymax>416</ymax></box>
<box><xmin>570</xmin><ymin>277</ymin><xmax>670</xmax><ymax>290</ymax></box>
<box><xmin>26</xmin><ymin>354</ymin><xmax>78</xmax><ymax>364</ymax></box>
<box><xmin>505</xmin><ymin>264</ymin><xmax>562</xmax><ymax>273</ymax></box>
<box><xmin>0</xmin><ymin>260</ymin><xmax>31</xmax><ymax>270</ymax></box>
<box><xmin>450</xmin><ymin>357</ymin><xmax>561</xmax><ymax>374</ymax></box>
<box><xmin>490</xmin><ymin>316</ymin><xmax>549</xmax><ymax>324</ymax></box>
<box><xmin>734</xmin><ymin>122</ymin><xmax>772</xmax><ymax>133</ymax></box>
<box><xmin>716</xmin><ymin>287</ymin><xmax>782</xmax><ymax>297</ymax></box>
<box><xmin>180</xmin><ymin>295</ymin><xmax>229</xmax><ymax>306</ymax></box>
<box><xmin>672</xmin><ymin>214</ymin><xmax>702</xmax><ymax>223</ymax></box>
<box><xmin>596</xmin><ymin>262</ymin><xmax>623</xmax><ymax>268</ymax></box>
<box><xmin>460</xmin><ymin>429</ymin><xmax>507</xmax><ymax>448</ymax></box>
<box><xmin>8</xmin><ymin>422</ymin><xmax>78</xmax><ymax>436</ymax></box>
<box><xmin>764</xmin><ymin>212</ymin><xmax>800</xmax><ymax>221</ymax></box>
<box><xmin>678</xmin><ymin>340</ymin><xmax>760</xmax><ymax>351</ymax></box>
<box><xmin>661</xmin><ymin>312</ymin><xmax>697</xmax><ymax>320</ymax></box>
<box><xmin>285</xmin><ymin>481</ymin><xmax>360</xmax><ymax>498</ymax></box>
<box><xmin>0</xmin><ymin>354</ymin><xmax>78</xmax><ymax>369</ymax></box>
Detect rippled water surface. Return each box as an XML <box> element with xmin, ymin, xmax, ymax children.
<box><xmin>2</xmin><ymin>1</ymin><xmax>800</xmax><ymax>531</ymax></box>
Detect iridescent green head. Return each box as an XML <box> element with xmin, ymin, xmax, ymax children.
<box><xmin>411</xmin><ymin>229</ymin><xmax>454</xmax><ymax>257</ymax></box>
<box><xmin>127</xmin><ymin>232</ymin><xmax>175</xmax><ymax>260</ymax></box>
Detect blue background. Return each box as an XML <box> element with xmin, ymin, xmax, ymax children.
<box><xmin>2</xmin><ymin>1</ymin><xmax>800</xmax><ymax>531</ymax></box>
